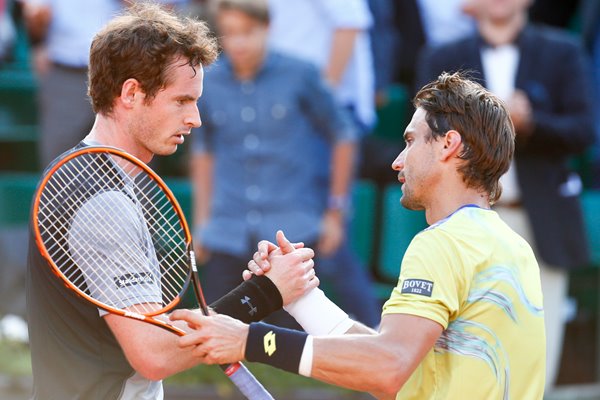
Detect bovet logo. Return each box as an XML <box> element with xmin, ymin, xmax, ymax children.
<box><xmin>401</xmin><ymin>279</ymin><xmax>434</xmax><ymax>297</ymax></box>
<box><xmin>114</xmin><ymin>272</ymin><xmax>154</xmax><ymax>288</ymax></box>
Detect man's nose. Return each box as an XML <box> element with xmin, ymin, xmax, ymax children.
<box><xmin>391</xmin><ymin>149</ymin><xmax>406</xmax><ymax>171</ymax></box>
<box><xmin>186</xmin><ymin>104</ymin><xmax>201</xmax><ymax>128</ymax></box>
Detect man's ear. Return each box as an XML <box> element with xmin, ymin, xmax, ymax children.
<box><xmin>119</xmin><ymin>78</ymin><xmax>142</xmax><ymax>109</ymax></box>
<box><xmin>440</xmin><ymin>130</ymin><xmax>463</xmax><ymax>161</ymax></box>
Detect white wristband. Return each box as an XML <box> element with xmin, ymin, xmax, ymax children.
<box><xmin>298</xmin><ymin>335</ymin><xmax>313</xmax><ymax>377</ymax></box>
<box><xmin>284</xmin><ymin>288</ymin><xmax>353</xmax><ymax>336</ymax></box>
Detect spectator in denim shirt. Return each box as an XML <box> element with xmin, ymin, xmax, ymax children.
<box><xmin>191</xmin><ymin>0</ymin><xmax>380</xmax><ymax>328</ymax></box>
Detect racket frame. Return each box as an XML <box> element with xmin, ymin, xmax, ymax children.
<box><xmin>32</xmin><ymin>146</ymin><xmax>194</xmax><ymax>334</ymax></box>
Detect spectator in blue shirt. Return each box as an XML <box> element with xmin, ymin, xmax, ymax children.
<box><xmin>191</xmin><ymin>0</ymin><xmax>380</xmax><ymax>328</ymax></box>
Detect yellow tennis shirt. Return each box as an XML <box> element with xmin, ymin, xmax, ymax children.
<box><xmin>383</xmin><ymin>206</ymin><xmax>545</xmax><ymax>399</ymax></box>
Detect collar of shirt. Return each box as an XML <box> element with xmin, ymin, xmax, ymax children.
<box><xmin>219</xmin><ymin>50</ymin><xmax>279</xmax><ymax>83</ymax></box>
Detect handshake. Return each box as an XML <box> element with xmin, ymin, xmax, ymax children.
<box><xmin>243</xmin><ymin>230</ymin><xmax>319</xmax><ymax>306</ymax></box>
<box><xmin>170</xmin><ymin>230</ymin><xmax>354</xmax><ymax>369</ymax></box>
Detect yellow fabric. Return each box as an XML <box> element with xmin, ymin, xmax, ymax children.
<box><xmin>382</xmin><ymin>206</ymin><xmax>545</xmax><ymax>399</ymax></box>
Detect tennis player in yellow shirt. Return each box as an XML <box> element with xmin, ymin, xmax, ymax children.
<box><xmin>171</xmin><ymin>71</ymin><xmax>546</xmax><ymax>399</ymax></box>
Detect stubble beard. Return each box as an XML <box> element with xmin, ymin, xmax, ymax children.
<box><xmin>400</xmin><ymin>183</ymin><xmax>425</xmax><ymax>211</ymax></box>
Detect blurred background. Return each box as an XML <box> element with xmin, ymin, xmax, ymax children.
<box><xmin>1</xmin><ymin>0</ymin><xmax>600</xmax><ymax>398</ymax></box>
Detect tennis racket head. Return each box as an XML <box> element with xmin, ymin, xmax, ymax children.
<box><xmin>33</xmin><ymin>146</ymin><xmax>193</xmax><ymax>318</ymax></box>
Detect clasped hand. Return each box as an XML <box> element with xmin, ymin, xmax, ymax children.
<box><xmin>169</xmin><ymin>230</ymin><xmax>318</xmax><ymax>364</ymax></box>
<box><xmin>244</xmin><ymin>230</ymin><xmax>319</xmax><ymax>306</ymax></box>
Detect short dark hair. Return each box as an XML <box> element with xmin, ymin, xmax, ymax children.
<box><xmin>215</xmin><ymin>0</ymin><xmax>270</xmax><ymax>24</ymax></box>
<box><xmin>414</xmin><ymin>72</ymin><xmax>515</xmax><ymax>203</ymax></box>
<box><xmin>88</xmin><ymin>2</ymin><xmax>218</xmax><ymax>115</ymax></box>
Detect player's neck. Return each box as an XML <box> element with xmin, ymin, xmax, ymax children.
<box><xmin>86</xmin><ymin>115</ymin><xmax>153</xmax><ymax>164</ymax></box>
<box><xmin>424</xmin><ymin>185</ymin><xmax>490</xmax><ymax>225</ymax></box>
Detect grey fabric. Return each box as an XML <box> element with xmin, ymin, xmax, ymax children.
<box><xmin>118</xmin><ymin>372</ymin><xmax>163</xmax><ymax>400</ymax></box>
<box><xmin>68</xmin><ymin>190</ymin><xmax>162</xmax><ymax>310</ymax></box>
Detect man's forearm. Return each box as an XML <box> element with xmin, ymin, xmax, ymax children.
<box><xmin>105</xmin><ymin>313</ymin><xmax>205</xmax><ymax>381</ymax></box>
<box><xmin>309</xmin><ymin>333</ymin><xmax>403</xmax><ymax>396</ymax></box>
<box><xmin>300</xmin><ymin>315</ymin><xmax>442</xmax><ymax>397</ymax></box>
<box><xmin>325</xmin><ymin>29</ymin><xmax>360</xmax><ymax>86</ymax></box>
<box><xmin>329</xmin><ymin>141</ymin><xmax>355</xmax><ymax>208</ymax></box>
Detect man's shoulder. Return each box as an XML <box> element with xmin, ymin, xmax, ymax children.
<box><xmin>527</xmin><ymin>23</ymin><xmax>582</xmax><ymax>49</ymax></box>
<box><xmin>416</xmin><ymin>207</ymin><xmax>498</xmax><ymax>248</ymax></box>
<box><xmin>423</xmin><ymin>35</ymin><xmax>476</xmax><ymax>58</ymax></box>
<box><xmin>423</xmin><ymin>206</ymin><xmax>483</xmax><ymax>232</ymax></box>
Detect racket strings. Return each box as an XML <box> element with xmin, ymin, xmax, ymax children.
<box><xmin>132</xmin><ymin>172</ymin><xmax>191</xmax><ymax>300</ymax></box>
<box><xmin>39</xmin><ymin>158</ymin><xmax>154</xmax><ymax>305</ymax></box>
<box><xmin>37</xmin><ymin>152</ymin><xmax>190</xmax><ymax>315</ymax></box>
<box><xmin>41</xmin><ymin>158</ymin><xmax>138</xmax><ymax>294</ymax></box>
<box><xmin>40</xmin><ymin>162</ymin><xmax>99</xmax><ymax>290</ymax></box>
<box><xmin>44</xmin><ymin>158</ymin><xmax>186</xmax><ymax>312</ymax></box>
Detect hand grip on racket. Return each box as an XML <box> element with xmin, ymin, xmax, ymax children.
<box><xmin>32</xmin><ymin>146</ymin><xmax>274</xmax><ymax>400</ymax></box>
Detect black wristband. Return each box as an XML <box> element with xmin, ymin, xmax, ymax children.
<box><xmin>210</xmin><ymin>275</ymin><xmax>283</xmax><ymax>323</ymax></box>
<box><xmin>245</xmin><ymin>322</ymin><xmax>308</xmax><ymax>374</ymax></box>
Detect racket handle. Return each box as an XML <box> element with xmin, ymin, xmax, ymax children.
<box><xmin>188</xmin><ymin>259</ymin><xmax>271</xmax><ymax>397</ymax></box>
<box><xmin>221</xmin><ymin>362</ymin><xmax>274</xmax><ymax>400</ymax></box>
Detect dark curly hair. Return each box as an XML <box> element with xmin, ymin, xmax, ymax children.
<box><xmin>88</xmin><ymin>2</ymin><xmax>219</xmax><ymax>115</ymax></box>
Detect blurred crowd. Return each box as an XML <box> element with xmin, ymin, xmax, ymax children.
<box><xmin>1</xmin><ymin>0</ymin><xmax>600</xmax><ymax>391</ymax></box>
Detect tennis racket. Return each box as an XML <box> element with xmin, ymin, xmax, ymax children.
<box><xmin>32</xmin><ymin>145</ymin><xmax>274</xmax><ymax>400</ymax></box>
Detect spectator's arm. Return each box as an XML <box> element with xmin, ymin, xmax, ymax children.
<box><xmin>319</xmin><ymin>0</ymin><xmax>372</xmax><ymax>87</ymax></box>
<box><xmin>325</xmin><ymin>28</ymin><xmax>360</xmax><ymax>87</ymax></box>
<box><xmin>190</xmin><ymin>151</ymin><xmax>213</xmax><ymax>230</ymax></box>
<box><xmin>330</xmin><ymin>140</ymin><xmax>355</xmax><ymax>204</ymax></box>
<box><xmin>21</xmin><ymin>1</ymin><xmax>51</xmax><ymax>46</ymax></box>
<box><xmin>189</xmin><ymin>151</ymin><xmax>213</xmax><ymax>263</ymax></box>
<box><xmin>298</xmin><ymin>63</ymin><xmax>357</xmax><ymax>255</ymax></box>
<box><xmin>319</xmin><ymin>140</ymin><xmax>356</xmax><ymax>256</ymax></box>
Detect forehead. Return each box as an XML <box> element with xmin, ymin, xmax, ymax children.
<box><xmin>163</xmin><ymin>61</ymin><xmax>204</xmax><ymax>95</ymax></box>
<box><xmin>217</xmin><ymin>8</ymin><xmax>267</xmax><ymax>30</ymax></box>
<box><xmin>404</xmin><ymin>108</ymin><xmax>429</xmax><ymax>136</ymax></box>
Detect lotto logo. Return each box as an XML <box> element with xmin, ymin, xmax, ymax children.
<box><xmin>263</xmin><ymin>331</ymin><xmax>276</xmax><ymax>356</ymax></box>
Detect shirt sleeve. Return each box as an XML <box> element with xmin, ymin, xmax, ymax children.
<box><xmin>299</xmin><ymin>62</ymin><xmax>357</xmax><ymax>143</ymax></box>
<box><xmin>68</xmin><ymin>191</ymin><xmax>163</xmax><ymax>310</ymax></box>
<box><xmin>317</xmin><ymin>0</ymin><xmax>372</xmax><ymax>29</ymax></box>
<box><xmin>382</xmin><ymin>229</ymin><xmax>466</xmax><ymax>329</ymax></box>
